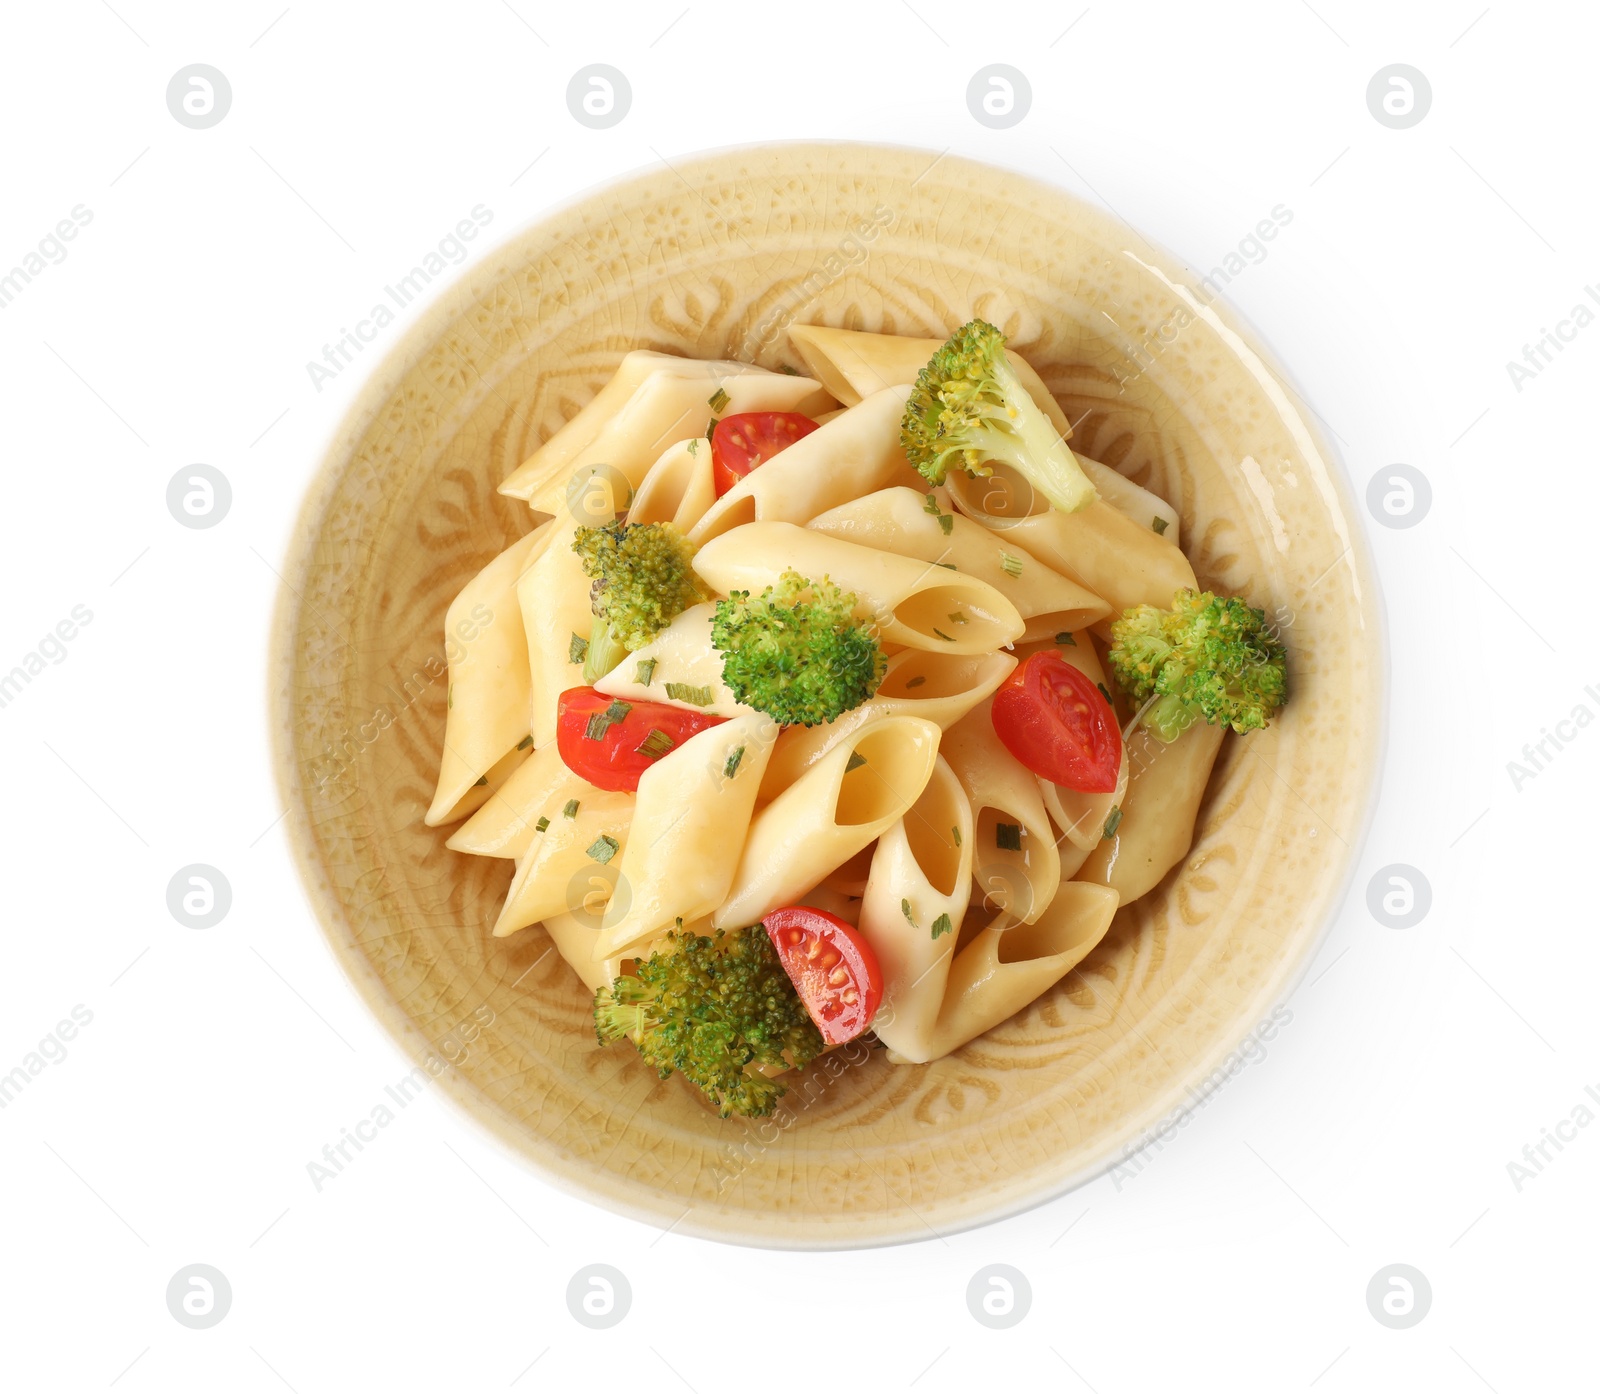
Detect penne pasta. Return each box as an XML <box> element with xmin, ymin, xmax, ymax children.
<box><xmin>1076</xmin><ymin>717</ymin><xmax>1224</xmax><ymax>903</ymax></box>
<box><xmin>492</xmin><ymin>790</ymin><xmax>634</xmax><ymax>938</ymax></box>
<box><xmin>446</xmin><ymin>743</ymin><xmax>594</xmax><ymax>859</ymax></box>
<box><xmin>539</xmin><ymin>911</ymin><xmax>634</xmax><ymax>994</ymax></box>
<box><xmin>856</xmin><ymin>757</ymin><xmax>974</xmax><ymax>1063</ymax></box>
<box><xmin>714</xmin><ymin>715</ymin><xmax>941</xmax><ymax>928</ymax></box>
<box><xmin>757</xmin><ymin>648</ymin><xmax>1015</xmax><ymax>804</ymax></box>
<box><xmin>693</xmin><ymin>521</ymin><xmax>1024</xmax><ymax>656</ymax></box>
<box><xmin>906</xmin><ymin>883</ymin><xmax>1120</xmax><ymax>1062</ymax></box>
<box><xmin>687</xmin><ymin>386</ymin><xmax>923</xmax><ymax>544</ymax></box>
<box><xmin>500</xmin><ymin>355</ymin><xmax>829</xmax><ymax>505</ymax></box>
<box><xmin>627</xmin><ymin>437</ymin><xmax>717</xmax><ymax>533</ymax></box>
<box><xmin>807</xmin><ymin>485</ymin><xmax>1110</xmax><ymax>636</ymax></box>
<box><xmin>941</xmin><ymin>696</ymin><xmax>1061</xmax><ymax>924</ymax></box>
<box><xmin>592</xmin><ymin>601</ymin><xmax>758</xmax><ymax>719</ymax></box>
<box><xmin>785</xmin><ymin>323</ymin><xmax>1180</xmax><ymax>540</ymax></box>
<box><xmin>517</xmin><ymin>514</ymin><xmax>595</xmax><ymax>748</ymax></box>
<box><xmin>425</xmin><ymin>524</ymin><xmax>552</xmax><ymax>825</ymax></box>
<box><xmin>595</xmin><ymin>715</ymin><xmax>776</xmax><ymax>959</ymax></box>
<box><xmin>945</xmin><ymin>464</ymin><xmax>1196</xmax><ymax>617</ymax></box>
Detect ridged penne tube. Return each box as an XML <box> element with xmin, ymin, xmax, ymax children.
<box><xmin>517</xmin><ymin>515</ymin><xmax>594</xmax><ymax>748</ymax></box>
<box><xmin>857</xmin><ymin>758</ymin><xmax>974</xmax><ymax>1063</ymax></box>
<box><xmin>592</xmin><ymin>602</ymin><xmax>758</xmax><ymax>720</ymax></box>
<box><xmin>1076</xmin><ymin>717</ymin><xmax>1224</xmax><ymax>903</ymax></box>
<box><xmin>945</xmin><ymin>464</ymin><xmax>1195</xmax><ymax>617</ymax></box>
<box><xmin>627</xmin><ymin>437</ymin><xmax>716</xmax><ymax>532</ymax></box>
<box><xmin>941</xmin><ymin>697</ymin><xmax>1060</xmax><ymax>925</ymax></box>
<box><xmin>784</xmin><ymin>323</ymin><xmax>1180</xmax><ymax>540</ymax></box>
<box><xmin>492</xmin><ymin>791</ymin><xmax>634</xmax><ymax>938</ymax></box>
<box><xmin>447</xmin><ymin>744</ymin><xmax>593</xmax><ymax>860</ymax></box>
<box><xmin>714</xmin><ymin>715</ymin><xmax>941</xmax><ymax>928</ymax></box>
<box><xmin>807</xmin><ymin>486</ymin><xmax>1110</xmax><ymax>635</ymax></box>
<box><xmin>907</xmin><ymin>883</ymin><xmax>1120</xmax><ymax>1062</ymax></box>
<box><xmin>426</xmin><ymin>525</ymin><xmax>552</xmax><ymax>825</ymax></box>
<box><xmin>595</xmin><ymin>715</ymin><xmax>776</xmax><ymax>959</ymax></box>
<box><xmin>693</xmin><ymin>522</ymin><xmax>1024</xmax><ymax>656</ymax></box>
<box><xmin>1013</xmin><ymin>631</ymin><xmax>1132</xmax><ymax>853</ymax></box>
<box><xmin>757</xmin><ymin>648</ymin><xmax>1015</xmax><ymax>804</ymax></box>
<box><xmin>500</xmin><ymin>355</ymin><xmax>827</xmax><ymax>504</ymax></box>
<box><xmin>687</xmin><ymin>386</ymin><xmax>922</xmax><ymax>544</ymax></box>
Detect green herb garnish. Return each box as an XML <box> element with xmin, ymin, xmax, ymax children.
<box><xmin>587</xmin><ymin>834</ymin><xmax>620</xmax><ymax>864</ymax></box>
<box><xmin>995</xmin><ymin>822</ymin><xmax>1022</xmax><ymax>851</ymax></box>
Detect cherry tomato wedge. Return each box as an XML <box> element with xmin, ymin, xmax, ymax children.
<box><xmin>555</xmin><ymin>687</ymin><xmax>727</xmax><ymax>793</ymax></box>
<box><xmin>763</xmin><ymin>906</ymin><xmax>883</xmax><ymax>1045</ymax></box>
<box><xmin>710</xmin><ymin>411</ymin><xmax>820</xmax><ymax>496</ymax></box>
<box><xmin>990</xmin><ymin>651</ymin><xmax>1121</xmax><ymax>793</ymax></box>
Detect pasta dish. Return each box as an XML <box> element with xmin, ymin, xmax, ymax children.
<box><xmin>424</xmin><ymin>320</ymin><xmax>1287</xmax><ymax>1118</ymax></box>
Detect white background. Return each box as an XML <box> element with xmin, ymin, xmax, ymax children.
<box><xmin>1</xmin><ymin>1</ymin><xmax>1595</xmax><ymax>1388</ymax></box>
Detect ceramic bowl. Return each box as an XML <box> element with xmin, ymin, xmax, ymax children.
<box><xmin>271</xmin><ymin>143</ymin><xmax>1382</xmax><ymax>1247</ymax></box>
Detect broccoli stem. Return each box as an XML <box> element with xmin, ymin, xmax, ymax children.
<box><xmin>983</xmin><ymin>354</ymin><xmax>1097</xmax><ymax>514</ymax></box>
<box><xmin>582</xmin><ymin>615</ymin><xmax>630</xmax><ymax>684</ymax></box>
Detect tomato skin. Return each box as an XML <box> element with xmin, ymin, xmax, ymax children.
<box><xmin>555</xmin><ymin>688</ymin><xmax>727</xmax><ymax>793</ymax></box>
<box><xmin>710</xmin><ymin>411</ymin><xmax>820</xmax><ymax>496</ymax></box>
<box><xmin>763</xmin><ymin>906</ymin><xmax>883</xmax><ymax>1045</ymax></box>
<box><xmin>990</xmin><ymin>652</ymin><xmax>1121</xmax><ymax>793</ymax></box>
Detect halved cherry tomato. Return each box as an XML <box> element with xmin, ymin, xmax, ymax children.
<box><xmin>990</xmin><ymin>651</ymin><xmax>1121</xmax><ymax>793</ymax></box>
<box><xmin>763</xmin><ymin>905</ymin><xmax>883</xmax><ymax>1045</ymax></box>
<box><xmin>555</xmin><ymin>687</ymin><xmax>727</xmax><ymax>792</ymax></box>
<box><xmin>710</xmin><ymin>411</ymin><xmax>820</xmax><ymax>496</ymax></box>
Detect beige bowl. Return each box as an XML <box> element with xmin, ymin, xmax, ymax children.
<box><xmin>271</xmin><ymin>143</ymin><xmax>1382</xmax><ymax>1247</ymax></box>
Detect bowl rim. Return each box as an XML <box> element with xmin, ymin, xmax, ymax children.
<box><xmin>268</xmin><ymin>139</ymin><xmax>1388</xmax><ymax>1249</ymax></box>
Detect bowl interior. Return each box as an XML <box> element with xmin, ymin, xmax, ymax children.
<box><xmin>272</xmin><ymin>143</ymin><xmax>1380</xmax><ymax>1247</ymax></box>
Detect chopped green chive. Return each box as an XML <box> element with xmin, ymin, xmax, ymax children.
<box><xmin>937</xmin><ymin>512</ymin><xmax>953</xmax><ymax>536</ymax></box>
<box><xmin>923</xmin><ymin>492</ymin><xmax>954</xmax><ymax>535</ymax></box>
<box><xmin>568</xmin><ymin>632</ymin><xmax>589</xmax><ymax>664</ymax></box>
<box><xmin>447</xmin><ymin>684</ymin><xmax>453</xmax><ymax>710</ymax></box>
<box><xmin>901</xmin><ymin>898</ymin><xmax>917</xmax><ymax>926</ymax></box>
<box><xmin>636</xmin><ymin>728</ymin><xmax>675</xmax><ymax>760</ymax></box>
<box><xmin>845</xmin><ymin>751</ymin><xmax>868</xmax><ymax>773</ymax></box>
<box><xmin>516</xmin><ymin>733</ymin><xmax>534</xmax><ymax>750</ymax></box>
<box><xmin>664</xmin><ymin>681</ymin><xmax>714</xmax><ymax>707</ymax></box>
<box><xmin>723</xmin><ymin>745</ymin><xmax>746</xmax><ymax>779</ymax></box>
<box><xmin>635</xmin><ymin>657</ymin><xmax>658</xmax><ymax>685</ymax></box>
<box><xmin>534</xmin><ymin>815</ymin><xmax>550</xmax><ymax>833</ymax></box>
<box><xmin>473</xmin><ymin>775</ymin><xmax>488</xmax><ymax>787</ymax></box>
<box><xmin>687</xmin><ymin>437</ymin><xmax>700</xmax><ymax>456</ymax></box>
<box><xmin>1102</xmin><ymin>806</ymin><xmax>1123</xmax><ymax>839</ymax></box>
<box><xmin>562</xmin><ymin>799</ymin><xmax>580</xmax><ymax>819</ymax></box>
<box><xmin>995</xmin><ymin>822</ymin><xmax>1022</xmax><ymax>851</ymax></box>
<box><xmin>948</xmin><ymin>612</ymin><xmax>968</xmax><ymax>625</ymax></box>
<box><xmin>935</xmin><ymin>561</ymin><xmax>958</xmax><ymax>570</ymax></box>
<box><xmin>705</xmin><ymin>417</ymin><xmax>718</xmax><ymax>443</ymax></box>
<box><xmin>778</xmin><ymin>363</ymin><xmax>799</xmax><ymax>375</ymax></box>
<box><xmin>1056</xmin><ymin>631</ymin><xmax>1078</xmax><ymax>646</ymax></box>
<box><xmin>1000</xmin><ymin>552</ymin><xmax>1024</xmax><ymax>578</ymax></box>
<box><xmin>708</xmin><ymin>386</ymin><xmax>731</xmax><ymax>413</ymax></box>
<box><xmin>1152</xmin><ymin>516</ymin><xmax>1169</xmax><ymax>536</ymax></box>
<box><xmin>931</xmin><ymin>912</ymin><xmax>953</xmax><ymax>939</ymax></box>
<box><xmin>932</xmin><ymin>627</ymin><xmax>954</xmax><ymax>642</ymax></box>
<box><xmin>904</xmin><ymin>675</ymin><xmax>927</xmax><ymax>689</ymax></box>
<box><xmin>1097</xmin><ymin>682</ymin><xmax>1114</xmax><ymax>707</ymax></box>
<box><xmin>587</xmin><ymin>834</ymin><xmax>620</xmax><ymax>864</ymax></box>
<box><xmin>584</xmin><ymin>698</ymin><xmax>633</xmax><ymax>741</ymax></box>
<box><xmin>951</xmin><ymin>825</ymin><xmax>962</xmax><ymax>847</ymax></box>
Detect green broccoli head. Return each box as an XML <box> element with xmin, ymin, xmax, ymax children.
<box><xmin>572</xmin><ymin>520</ymin><xmax>712</xmax><ymax>653</ymax></box>
<box><xmin>1108</xmin><ymin>588</ymin><xmax>1288</xmax><ymax>741</ymax></box>
<box><xmin>594</xmin><ymin>926</ymin><xmax>824</xmax><ymax>1118</ymax></box>
<box><xmin>711</xmin><ymin>570</ymin><xmax>886</xmax><ymax>727</ymax></box>
<box><xmin>900</xmin><ymin>318</ymin><xmax>1097</xmax><ymax>515</ymax></box>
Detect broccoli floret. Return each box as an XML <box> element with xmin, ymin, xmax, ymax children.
<box><xmin>572</xmin><ymin>521</ymin><xmax>712</xmax><ymax>681</ymax></box>
<box><xmin>711</xmin><ymin>570</ymin><xmax>886</xmax><ymax>727</ymax></box>
<box><xmin>594</xmin><ymin>926</ymin><xmax>824</xmax><ymax>1118</ymax></box>
<box><xmin>900</xmin><ymin>318</ymin><xmax>1097</xmax><ymax>514</ymax></box>
<box><xmin>1108</xmin><ymin>588</ymin><xmax>1288</xmax><ymax>741</ymax></box>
